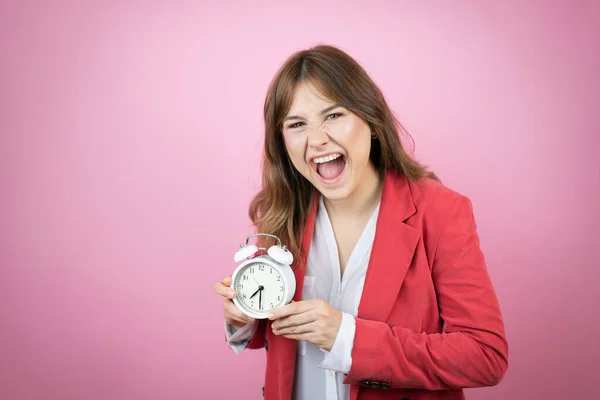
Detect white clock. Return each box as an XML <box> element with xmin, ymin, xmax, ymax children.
<box><xmin>230</xmin><ymin>233</ymin><xmax>296</xmax><ymax>319</ymax></box>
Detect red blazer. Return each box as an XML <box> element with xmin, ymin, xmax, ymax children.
<box><xmin>244</xmin><ymin>170</ymin><xmax>508</xmax><ymax>400</ymax></box>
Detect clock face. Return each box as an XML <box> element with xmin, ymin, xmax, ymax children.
<box><xmin>234</xmin><ymin>261</ymin><xmax>287</xmax><ymax>315</ymax></box>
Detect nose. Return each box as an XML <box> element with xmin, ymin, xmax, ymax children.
<box><xmin>307</xmin><ymin>123</ymin><xmax>329</xmax><ymax>148</ymax></box>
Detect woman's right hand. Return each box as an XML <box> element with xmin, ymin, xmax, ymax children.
<box><xmin>214</xmin><ymin>276</ymin><xmax>255</xmax><ymax>329</ymax></box>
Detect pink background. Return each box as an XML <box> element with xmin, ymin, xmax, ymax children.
<box><xmin>1</xmin><ymin>1</ymin><xmax>598</xmax><ymax>399</ymax></box>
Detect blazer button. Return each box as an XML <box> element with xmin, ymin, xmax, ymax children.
<box><xmin>262</xmin><ymin>386</ymin><xmax>264</xmax><ymax>397</ymax></box>
<box><xmin>359</xmin><ymin>380</ymin><xmax>371</xmax><ymax>387</ymax></box>
<box><xmin>264</xmin><ymin>339</ymin><xmax>268</xmax><ymax>351</ymax></box>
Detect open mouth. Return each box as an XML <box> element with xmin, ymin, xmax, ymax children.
<box><xmin>311</xmin><ymin>153</ymin><xmax>346</xmax><ymax>183</ymax></box>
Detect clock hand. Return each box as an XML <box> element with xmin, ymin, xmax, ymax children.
<box><xmin>259</xmin><ymin>288</ymin><xmax>262</xmax><ymax>310</ymax></box>
<box><xmin>250</xmin><ymin>285</ymin><xmax>264</xmax><ymax>299</ymax></box>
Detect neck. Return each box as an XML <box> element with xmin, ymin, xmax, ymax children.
<box><xmin>323</xmin><ymin>165</ymin><xmax>383</xmax><ymax>220</ymax></box>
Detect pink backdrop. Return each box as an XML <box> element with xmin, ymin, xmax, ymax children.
<box><xmin>1</xmin><ymin>1</ymin><xmax>598</xmax><ymax>399</ymax></box>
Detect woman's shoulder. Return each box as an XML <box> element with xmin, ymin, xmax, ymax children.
<box><xmin>406</xmin><ymin>175</ymin><xmax>473</xmax><ymax>223</ymax></box>
<box><xmin>409</xmin><ymin>176</ymin><xmax>466</xmax><ymax>204</ymax></box>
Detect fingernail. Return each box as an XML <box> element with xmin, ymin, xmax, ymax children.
<box><xmin>268</xmin><ymin>313</ymin><xmax>274</xmax><ymax>319</ymax></box>
<box><xmin>227</xmin><ymin>289</ymin><xmax>234</xmax><ymax>297</ymax></box>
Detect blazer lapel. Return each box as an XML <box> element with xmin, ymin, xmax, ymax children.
<box><xmin>277</xmin><ymin>192</ymin><xmax>319</xmax><ymax>400</ymax></box>
<box><xmin>292</xmin><ymin>192</ymin><xmax>319</xmax><ymax>301</ymax></box>
<box><xmin>357</xmin><ymin>171</ymin><xmax>420</xmax><ymax>322</ymax></box>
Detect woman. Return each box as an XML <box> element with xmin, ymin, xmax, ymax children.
<box><xmin>213</xmin><ymin>44</ymin><xmax>508</xmax><ymax>400</ymax></box>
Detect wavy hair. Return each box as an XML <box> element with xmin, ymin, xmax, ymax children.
<box><xmin>248</xmin><ymin>45</ymin><xmax>437</xmax><ymax>263</ymax></box>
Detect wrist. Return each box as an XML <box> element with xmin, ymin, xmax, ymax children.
<box><xmin>324</xmin><ymin>309</ymin><xmax>344</xmax><ymax>351</ymax></box>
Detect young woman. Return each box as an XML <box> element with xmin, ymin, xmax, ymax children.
<box><xmin>213</xmin><ymin>45</ymin><xmax>508</xmax><ymax>400</ymax></box>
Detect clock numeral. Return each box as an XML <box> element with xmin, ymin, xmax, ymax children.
<box><xmin>242</xmin><ymin>275</ymin><xmax>248</xmax><ymax>280</ymax></box>
<box><xmin>259</xmin><ymin>265</ymin><xmax>264</xmax><ymax>271</ymax></box>
<box><xmin>276</xmin><ymin>276</ymin><xmax>281</xmax><ymax>281</ymax></box>
<box><xmin>277</xmin><ymin>296</ymin><xmax>281</xmax><ymax>301</ymax></box>
<box><xmin>238</xmin><ymin>283</ymin><xmax>244</xmax><ymax>289</ymax></box>
<box><xmin>242</xmin><ymin>294</ymin><xmax>247</xmax><ymax>299</ymax></box>
<box><xmin>269</xmin><ymin>267</ymin><xmax>273</xmax><ymax>274</ymax></box>
<box><xmin>249</xmin><ymin>267</ymin><xmax>254</xmax><ymax>273</ymax></box>
<box><xmin>270</xmin><ymin>302</ymin><xmax>274</xmax><ymax>309</ymax></box>
<box><xmin>279</xmin><ymin>286</ymin><xmax>284</xmax><ymax>292</ymax></box>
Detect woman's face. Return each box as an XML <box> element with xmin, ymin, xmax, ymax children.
<box><xmin>281</xmin><ymin>82</ymin><xmax>378</xmax><ymax>202</ymax></box>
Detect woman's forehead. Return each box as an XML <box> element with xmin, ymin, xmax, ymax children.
<box><xmin>286</xmin><ymin>82</ymin><xmax>337</xmax><ymax>116</ymax></box>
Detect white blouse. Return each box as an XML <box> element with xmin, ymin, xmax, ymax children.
<box><xmin>226</xmin><ymin>196</ymin><xmax>380</xmax><ymax>400</ymax></box>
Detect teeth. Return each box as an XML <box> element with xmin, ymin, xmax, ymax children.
<box><xmin>313</xmin><ymin>153</ymin><xmax>342</xmax><ymax>164</ymax></box>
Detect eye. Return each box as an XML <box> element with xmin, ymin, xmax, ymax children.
<box><xmin>288</xmin><ymin>122</ymin><xmax>304</xmax><ymax>129</ymax></box>
<box><xmin>326</xmin><ymin>113</ymin><xmax>342</xmax><ymax>120</ymax></box>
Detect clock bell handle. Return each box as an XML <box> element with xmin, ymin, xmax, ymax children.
<box><xmin>244</xmin><ymin>233</ymin><xmax>284</xmax><ymax>249</ymax></box>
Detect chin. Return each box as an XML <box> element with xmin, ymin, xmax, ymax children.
<box><xmin>314</xmin><ymin>179</ymin><xmax>355</xmax><ymax>201</ymax></box>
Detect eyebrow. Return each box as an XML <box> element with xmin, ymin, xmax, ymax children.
<box><xmin>282</xmin><ymin>104</ymin><xmax>342</xmax><ymax>123</ymax></box>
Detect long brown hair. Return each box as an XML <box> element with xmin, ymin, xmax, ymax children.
<box><xmin>248</xmin><ymin>44</ymin><xmax>437</xmax><ymax>262</ymax></box>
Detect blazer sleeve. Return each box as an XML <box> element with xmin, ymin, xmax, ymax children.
<box><xmin>225</xmin><ymin>320</ymin><xmax>261</xmax><ymax>354</ymax></box>
<box><xmin>245</xmin><ymin>319</ymin><xmax>267</xmax><ymax>349</ymax></box>
<box><xmin>343</xmin><ymin>194</ymin><xmax>508</xmax><ymax>390</ymax></box>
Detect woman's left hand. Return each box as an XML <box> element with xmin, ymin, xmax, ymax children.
<box><xmin>268</xmin><ymin>299</ymin><xmax>343</xmax><ymax>351</ymax></box>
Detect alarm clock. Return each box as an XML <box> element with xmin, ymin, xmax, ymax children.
<box><xmin>230</xmin><ymin>233</ymin><xmax>296</xmax><ymax>319</ymax></box>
